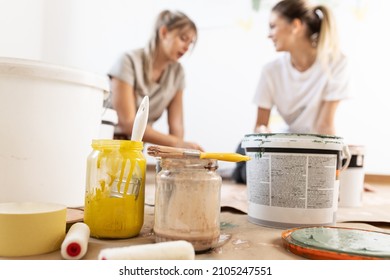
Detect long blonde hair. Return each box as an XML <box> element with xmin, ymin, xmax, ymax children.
<box><xmin>143</xmin><ymin>10</ymin><xmax>197</xmax><ymax>86</ymax></box>
<box><xmin>272</xmin><ymin>0</ymin><xmax>340</xmax><ymax>65</ymax></box>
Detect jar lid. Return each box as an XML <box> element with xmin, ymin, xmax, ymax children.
<box><xmin>160</xmin><ymin>158</ymin><xmax>218</xmax><ymax>171</ymax></box>
<box><xmin>91</xmin><ymin>139</ymin><xmax>143</xmax><ymax>150</ymax></box>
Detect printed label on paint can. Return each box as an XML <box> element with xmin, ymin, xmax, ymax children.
<box><xmin>247</xmin><ymin>152</ymin><xmax>337</xmax><ymax>208</ymax></box>
<box><xmin>246</xmin><ymin>151</ymin><xmax>339</xmax><ymax>228</ymax></box>
<box><xmin>242</xmin><ymin>133</ymin><xmax>347</xmax><ymax>229</ymax></box>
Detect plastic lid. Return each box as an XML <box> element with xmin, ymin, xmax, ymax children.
<box><xmin>282</xmin><ymin>226</ymin><xmax>390</xmax><ymax>260</ymax></box>
<box><xmin>0</xmin><ymin>57</ymin><xmax>109</xmax><ymax>92</ymax></box>
<box><xmin>348</xmin><ymin>145</ymin><xmax>365</xmax><ymax>155</ymax></box>
<box><xmin>242</xmin><ymin>133</ymin><xmax>344</xmax><ymax>150</ymax></box>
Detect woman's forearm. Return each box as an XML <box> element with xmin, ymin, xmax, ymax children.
<box><xmin>142</xmin><ymin>125</ymin><xmax>181</xmax><ymax>147</ymax></box>
<box><xmin>315</xmin><ymin>100</ymin><xmax>340</xmax><ymax>135</ymax></box>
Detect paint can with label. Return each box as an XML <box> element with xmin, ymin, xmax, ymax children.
<box><xmin>242</xmin><ymin>133</ymin><xmax>350</xmax><ymax>229</ymax></box>
<box><xmin>338</xmin><ymin>145</ymin><xmax>365</xmax><ymax>207</ymax></box>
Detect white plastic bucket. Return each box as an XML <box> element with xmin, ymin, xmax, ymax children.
<box><xmin>338</xmin><ymin>145</ymin><xmax>365</xmax><ymax>207</ymax></box>
<box><xmin>0</xmin><ymin>57</ymin><xmax>108</xmax><ymax>207</ymax></box>
<box><xmin>99</xmin><ymin>108</ymin><xmax>118</xmax><ymax>139</ymax></box>
<box><xmin>242</xmin><ymin>133</ymin><xmax>350</xmax><ymax>229</ymax></box>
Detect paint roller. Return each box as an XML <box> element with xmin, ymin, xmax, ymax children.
<box><xmin>61</xmin><ymin>222</ymin><xmax>90</xmax><ymax>260</ymax></box>
<box><xmin>98</xmin><ymin>240</ymin><xmax>195</xmax><ymax>260</ymax></box>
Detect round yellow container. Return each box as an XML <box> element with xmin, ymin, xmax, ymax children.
<box><xmin>0</xmin><ymin>202</ymin><xmax>66</xmax><ymax>257</ymax></box>
<box><xmin>84</xmin><ymin>140</ymin><xmax>146</xmax><ymax>238</ymax></box>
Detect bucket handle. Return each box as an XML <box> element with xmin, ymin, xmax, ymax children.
<box><xmin>341</xmin><ymin>144</ymin><xmax>351</xmax><ymax>172</ymax></box>
<box><xmin>103</xmin><ymin>89</ymin><xmax>110</xmax><ymax>101</ymax></box>
<box><xmin>101</xmin><ymin>90</ymin><xmax>112</xmax><ymax>117</ymax></box>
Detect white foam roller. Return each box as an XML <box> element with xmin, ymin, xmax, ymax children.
<box><xmin>61</xmin><ymin>222</ymin><xmax>90</xmax><ymax>260</ymax></box>
<box><xmin>98</xmin><ymin>240</ymin><xmax>195</xmax><ymax>260</ymax></box>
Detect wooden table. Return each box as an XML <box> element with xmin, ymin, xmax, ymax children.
<box><xmin>1</xmin><ymin>173</ymin><xmax>390</xmax><ymax>260</ymax></box>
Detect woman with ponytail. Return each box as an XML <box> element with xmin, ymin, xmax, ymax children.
<box><xmin>108</xmin><ymin>10</ymin><xmax>203</xmax><ymax>150</ymax></box>
<box><xmin>233</xmin><ymin>0</ymin><xmax>349</xmax><ymax>183</ymax></box>
<box><xmin>252</xmin><ymin>0</ymin><xmax>349</xmax><ymax>135</ymax></box>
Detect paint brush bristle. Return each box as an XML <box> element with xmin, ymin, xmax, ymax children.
<box><xmin>147</xmin><ymin>145</ymin><xmax>198</xmax><ymax>158</ymax></box>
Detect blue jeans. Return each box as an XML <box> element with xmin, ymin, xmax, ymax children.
<box><xmin>232</xmin><ymin>142</ymin><xmax>247</xmax><ymax>184</ymax></box>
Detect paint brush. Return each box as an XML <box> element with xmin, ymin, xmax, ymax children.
<box><xmin>111</xmin><ymin>96</ymin><xmax>149</xmax><ymax>198</ymax></box>
<box><xmin>131</xmin><ymin>96</ymin><xmax>149</xmax><ymax>142</ymax></box>
<box><xmin>147</xmin><ymin>145</ymin><xmax>251</xmax><ymax>162</ymax></box>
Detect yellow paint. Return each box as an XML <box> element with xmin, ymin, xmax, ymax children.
<box><xmin>84</xmin><ymin>140</ymin><xmax>146</xmax><ymax>239</ymax></box>
<box><xmin>200</xmin><ymin>152</ymin><xmax>251</xmax><ymax>162</ymax></box>
<box><xmin>84</xmin><ymin>189</ymin><xmax>144</xmax><ymax>238</ymax></box>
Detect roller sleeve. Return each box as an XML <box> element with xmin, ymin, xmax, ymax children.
<box><xmin>61</xmin><ymin>222</ymin><xmax>90</xmax><ymax>260</ymax></box>
<box><xmin>98</xmin><ymin>240</ymin><xmax>195</xmax><ymax>260</ymax></box>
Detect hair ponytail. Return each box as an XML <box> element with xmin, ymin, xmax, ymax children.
<box><xmin>314</xmin><ymin>5</ymin><xmax>340</xmax><ymax>66</ymax></box>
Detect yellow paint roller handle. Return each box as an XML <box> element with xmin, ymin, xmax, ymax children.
<box><xmin>199</xmin><ymin>152</ymin><xmax>251</xmax><ymax>162</ymax></box>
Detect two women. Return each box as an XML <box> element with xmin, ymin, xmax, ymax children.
<box><xmin>110</xmin><ymin>1</ymin><xmax>349</xmax><ymax>178</ymax></box>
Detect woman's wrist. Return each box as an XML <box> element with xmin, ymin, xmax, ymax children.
<box><xmin>169</xmin><ymin>135</ymin><xmax>183</xmax><ymax>148</ymax></box>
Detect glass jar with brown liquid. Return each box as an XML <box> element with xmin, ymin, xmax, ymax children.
<box><xmin>154</xmin><ymin>158</ymin><xmax>222</xmax><ymax>252</ymax></box>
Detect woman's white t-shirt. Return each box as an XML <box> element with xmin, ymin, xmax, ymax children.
<box><xmin>253</xmin><ymin>52</ymin><xmax>349</xmax><ymax>133</ymax></box>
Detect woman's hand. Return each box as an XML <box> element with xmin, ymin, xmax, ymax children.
<box><xmin>255</xmin><ymin>107</ymin><xmax>271</xmax><ymax>133</ymax></box>
<box><xmin>254</xmin><ymin>125</ymin><xmax>271</xmax><ymax>133</ymax></box>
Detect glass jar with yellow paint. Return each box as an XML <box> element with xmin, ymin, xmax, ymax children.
<box><xmin>154</xmin><ymin>158</ymin><xmax>222</xmax><ymax>252</ymax></box>
<box><xmin>84</xmin><ymin>140</ymin><xmax>146</xmax><ymax>238</ymax></box>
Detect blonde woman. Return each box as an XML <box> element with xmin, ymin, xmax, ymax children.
<box><xmin>254</xmin><ymin>0</ymin><xmax>349</xmax><ymax>135</ymax></box>
<box><xmin>108</xmin><ymin>10</ymin><xmax>203</xmax><ymax>150</ymax></box>
<box><xmin>233</xmin><ymin>0</ymin><xmax>349</xmax><ymax>183</ymax></box>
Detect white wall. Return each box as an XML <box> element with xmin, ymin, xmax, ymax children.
<box><xmin>1</xmin><ymin>0</ymin><xmax>389</xmax><ymax>174</ymax></box>
<box><xmin>0</xmin><ymin>0</ymin><xmax>44</xmax><ymax>59</ymax></box>
<box><xmin>332</xmin><ymin>0</ymin><xmax>390</xmax><ymax>175</ymax></box>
